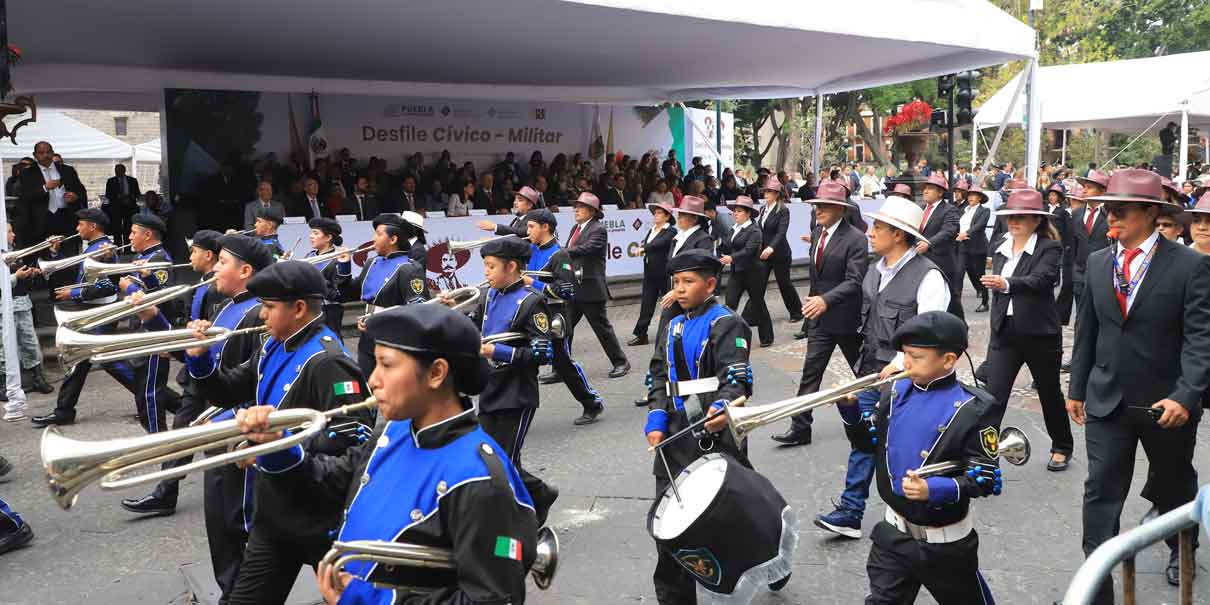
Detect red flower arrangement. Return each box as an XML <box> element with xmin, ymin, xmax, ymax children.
<box><xmin>5</xmin><ymin>44</ymin><xmax>20</xmax><ymax>66</ymax></box>
<box><xmin>883</xmin><ymin>100</ymin><xmax>932</xmax><ymax>135</ymax></box>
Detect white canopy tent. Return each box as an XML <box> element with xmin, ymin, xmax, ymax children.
<box><xmin>0</xmin><ymin>111</ymin><xmax>130</xmax><ymax>160</ymax></box>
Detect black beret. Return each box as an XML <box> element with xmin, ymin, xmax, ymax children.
<box><xmin>666</xmin><ymin>249</ymin><xmax>722</xmax><ymax>276</ymax></box>
<box><xmin>890</xmin><ymin>311</ymin><xmax>969</xmax><ymax>353</ymax></box>
<box><xmin>480</xmin><ymin>235</ymin><xmax>531</xmax><ymax>261</ymax></box>
<box><xmin>190</xmin><ymin>229</ymin><xmax>223</xmax><ymax>254</ymax></box>
<box><xmin>307</xmin><ymin>217</ymin><xmax>342</xmax><ymax>236</ymax></box>
<box><xmin>524</xmin><ymin>209</ymin><xmax>557</xmax><ymax>229</ymax></box>
<box><xmin>131</xmin><ymin>213</ymin><xmax>167</xmax><ymax>237</ymax></box>
<box><xmin>247</xmin><ymin>260</ymin><xmax>326</xmax><ymax>301</ymax></box>
<box><xmin>366</xmin><ymin>304</ymin><xmax>491</xmax><ymax>395</ymax></box>
<box><xmin>254</xmin><ymin>206</ymin><xmax>284</xmax><ymax>225</ymax></box>
<box><xmin>218</xmin><ymin>234</ymin><xmax>275</xmax><ymax>271</ymax></box>
<box><xmin>75</xmin><ymin>207</ymin><xmax>109</xmax><ymax>229</ymax></box>
<box><xmin>371</xmin><ymin>213</ymin><xmax>405</xmax><ymax>231</ymax></box>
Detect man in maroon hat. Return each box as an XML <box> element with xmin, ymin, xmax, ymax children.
<box><xmin>1070</xmin><ymin>169</ymin><xmax>1112</xmax><ymax>310</ymax></box>
<box><xmin>563</xmin><ymin>192</ymin><xmax>630</xmax><ymax>378</ymax></box>
<box><xmin>477</xmin><ymin>185</ymin><xmax>539</xmax><ymax>238</ymax></box>
<box><xmin>917</xmin><ymin>173</ymin><xmax>963</xmax><ymax>318</ymax></box>
<box><xmin>1067</xmin><ymin>168</ymin><xmax>1210</xmax><ymax>599</ymax></box>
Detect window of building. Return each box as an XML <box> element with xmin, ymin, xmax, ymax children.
<box><xmin>114</xmin><ymin>116</ymin><xmax>128</xmax><ymax>136</ymax></box>
<box><xmin>855</xmin><ymin>142</ymin><xmax>865</xmax><ymax>162</ymax></box>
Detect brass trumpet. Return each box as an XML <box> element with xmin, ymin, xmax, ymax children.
<box><xmin>321</xmin><ymin>526</ymin><xmax>559</xmax><ymax>591</ymax></box>
<box><xmin>447</xmin><ymin>234</ymin><xmax>525</xmax><ymax>253</ymax></box>
<box><xmin>2</xmin><ymin>233</ymin><xmax>79</xmax><ymax>264</ymax></box>
<box><xmin>54</xmin><ymin>277</ymin><xmax>217</xmax><ymax>332</ymax></box>
<box><xmin>41</xmin><ymin>397</ymin><xmax>378</xmax><ymax>510</ymax></box>
<box><xmin>304</xmin><ymin>242</ymin><xmax>373</xmax><ymax>267</ymax></box>
<box><xmin>80</xmin><ymin>258</ymin><xmax>190</xmax><ymax>282</ymax></box>
<box><xmin>90</xmin><ymin>326</ymin><xmax>268</xmax><ymax>364</ymax></box>
<box><xmin>37</xmin><ymin>242</ymin><xmax>130</xmax><ymax>276</ymax></box>
<box><xmin>914</xmin><ymin>426</ymin><xmax>1032</xmax><ymax>478</ymax></box>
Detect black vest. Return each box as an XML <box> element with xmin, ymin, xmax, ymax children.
<box><xmin>859</xmin><ymin>253</ymin><xmax>939</xmax><ymax>372</ymax></box>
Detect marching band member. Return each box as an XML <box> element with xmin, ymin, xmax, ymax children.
<box><xmin>628</xmin><ymin>198</ymin><xmax>675</xmax><ymax>347</ymax></box>
<box><xmin>400</xmin><ymin>211</ymin><xmax>428</xmax><ymax>263</ymax></box>
<box><xmin>644</xmin><ymin>250</ymin><xmax>754</xmax><ymax>604</ymax></box>
<box><xmin>562</xmin><ymin>192</ymin><xmax>630</xmax><ymax>378</ymax></box>
<box><xmin>1067</xmin><ymin>169</ymin><xmax>1210</xmax><ymax>598</ymax></box>
<box><xmin>453</xmin><ymin>236</ymin><xmax>558</xmax><ymax>524</ymax></box>
<box><xmin>523</xmin><ymin>209</ymin><xmax>606</xmax><ymax>426</ymax></box>
<box><xmin>858</xmin><ymin>312</ymin><xmax>1000</xmax><ymax>604</ymax></box>
<box><xmin>0</xmin><ymin>480</ymin><xmax>33</xmax><ymax>556</ymax></box>
<box><xmin>32</xmin><ymin>208</ymin><xmax>140</xmax><ymax>427</ymax></box>
<box><xmin>719</xmin><ymin>195</ymin><xmax>770</xmax><ymax>347</ymax></box>
<box><xmin>305</xmin><ymin>217</ymin><xmax>349</xmax><ymax>339</ymax></box>
<box><xmin>916</xmin><ymin>173</ymin><xmax>962</xmax><ymax>319</ymax></box>
<box><xmin>185</xmin><ymin>260</ymin><xmax>373</xmax><ymax>605</ymax></box>
<box><xmin>754</xmin><ymin>175</ymin><xmax>803</xmax><ymax>323</ymax></box>
<box><xmin>119</xmin><ymin>229</ymin><xmax>232</xmax><ymax>518</ymax></box>
<box><xmin>251</xmin><ymin>206</ymin><xmax>286</xmax><ymax>258</ymax></box>
<box><xmin>478</xmin><ymin>185</ymin><xmax>538</xmax><ymax>238</ymax></box>
<box><xmin>775</xmin><ymin>181</ymin><xmax>868</xmax><ymax>447</ymax></box>
<box><xmin>234</xmin><ymin>304</ymin><xmax>538</xmax><ymax>605</ymax></box>
<box><xmin>814</xmin><ymin>194</ymin><xmax>950</xmax><ymax>540</ymax></box>
<box><xmin>955</xmin><ymin>183</ymin><xmax>991</xmax><ymax>314</ymax></box>
<box><xmin>980</xmin><ymin>189</ymin><xmax>1072</xmax><ymax>471</ymax></box>
<box><xmin>341</xmin><ymin>213</ymin><xmax>431</xmax><ymax>376</ymax></box>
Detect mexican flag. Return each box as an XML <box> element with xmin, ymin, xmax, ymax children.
<box><xmin>307</xmin><ymin>92</ymin><xmax>329</xmax><ymax>169</ymax></box>
<box><xmin>333</xmin><ymin>381</ymin><xmax>360</xmax><ymax>396</ymax></box>
<box><xmin>493</xmin><ymin>536</ymin><xmax>522</xmax><ymax>561</ymax></box>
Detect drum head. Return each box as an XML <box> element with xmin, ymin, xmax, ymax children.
<box><xmin>651</xmin><ymin>453</ymin><xmax>728</xmax><ymax>540</ymax></box>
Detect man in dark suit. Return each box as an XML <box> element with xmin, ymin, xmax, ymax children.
<box><xmin>472</xmin><ymin>173</ymin><xmax>499</xmax><ymax>214</ymax></box>
<box><xmin>1067</xmin><ymin>169</ymin><xmax>1210</xmax><ymax>600</ymax></box>
<box><xmin>104</xmin><ymin>164</ymin><xmax>140</xmax><ymax>246</ymax></box>
<box><xmin>1069</xmin><ymin>170</ymin><xmax>1111</xmax><ymax>309</ymax></box>
<box><xmin>563</xmin><ymin>192</ymin><xmax>629</xmax><ymax>378</ymax></box>
<box><xmin>956</xmin><ymin>184</ymin><xmax>992</xmax><ymax>313</ymax></box>
<box><xmin>600</xmin><ymin>173</ymin><xmax>626</xmax><ymax>208</ymax></box>
<box><xmin>347</xmin><ymin>174</ymin><xmax>379</xmax><ymax>221</ymax></box>
<box><xmin>775</xmin><ymin>181</ymin><xmax>868</xmax><ymax>446</ymax></box>
<box><xmin>917</xmin><ymin>173</ymin><xmax>962</xmax><ymax>318</ymax></box>
<box><xmin>16</xmin><ymin>141</ymin><xmax>87</xmax><ymax>249</ymax></box>
<box><xmin>288</xmin><ymin>175</ymin><xmax>330</xmax><ymax>220</ymax></box>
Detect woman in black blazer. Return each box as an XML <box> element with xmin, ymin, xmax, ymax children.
<box><xmin>720</xmin><ymin>196</ymin><xmax>771</xmax><ymax>345</ymax></box>
<box><xmin>629</xmin><ymin>200</ymin><xmax>676</xmax><ymax>346</ymax></box>
<box><xmin>956</xmin><ymin>183</ymin><xmax>991</xmax><ymax>312</ymax></box>
<box><xmin>754</xmin><ymin>175</ymin><xmax>802</xmax><ymax>321</ymax></box>
<box><xmin>980</xmin><ymin>189</ymin><xmax>1073</xmax><ymax>471</ymax></box>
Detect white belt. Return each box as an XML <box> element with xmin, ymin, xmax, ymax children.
<box><xmin>665</xmin><ymin>377</ymin><xmax>720</xmax><ymax>398</ymax></box>
<box><xmin>884</xmin><ymin>508</ymin><xmax>972</xmax><ymax>544</ymax></box>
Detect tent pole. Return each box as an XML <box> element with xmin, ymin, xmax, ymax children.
<box><xmin>715</xmin><ymin>100</ymin><xmax>722</xmax><ymax>175</ymax></box>
<box><xmin>971</xmin><ymin>128</ymin><xmax>978</xmax><ymax>173</ymax></box>
<box><xmin>981</xmin><ymin>59</ymin><xmax>1030</xmax><ymax>174</ymax></box>
<box><xmin>1177</xmin><ymin>108</ymin><xmax>1189</xmax><ymax>181</ymax></box>
<box><xmin>1060</xmin><ymin>129</ymin><xmax>1067</xmax><ymax>166</ymax></box>
<box><xmin>1024</xmin><ymin>58</ymin><xmax>1042</xmax><ymax>186</ymax></box>
<box><xmin>812</xmin><ymin>94</ymin><xmax>823</xmax><ymax>178</ymax></box>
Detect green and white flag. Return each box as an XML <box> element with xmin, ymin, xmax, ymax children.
<box><xmin>307</xmin><ymin>92</ymin><xmax>329</xmax><ymax>168</ymax></box>
<box><xmin>493</xmin><ymin>536</ymin><xmax>522</xmax><ymax>561</ymax></box>
<box><xmin>333</xmin><ymin>381</ymin><xmax>360</xmax><ymax>396</ymax></box>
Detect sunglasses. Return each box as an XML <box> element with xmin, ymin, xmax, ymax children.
<box><xmin>1103</xmin><ymin>202</ymin><xmax>1138</xmax><ymax>217</ymax></box>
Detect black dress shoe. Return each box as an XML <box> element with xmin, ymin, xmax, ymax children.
<box><xmin>0</xmin><ymin>455</ymin><xmax>11</xmax><ymax>481</ymax></box>
<box><xmin>121</xmin><ymin>494</ymin><xmax>177</xmax><ymax>517</ymax></box>
<box><xmin>1166</xmin><ymin>549</ymin><xmax>1191</xmax><ymax>586</ymax></box>
<box><xmin>974</xmin><ymin>303</ymin><xmax>989</xmax><ymax>313</ymax></box>
<box><xmin>759</xmin><ymin>340</ymin><xmax>774</xmax><ymax>348</ymax></box>
<box><xmin>538</xmin><ymin>372</ymin><xmax>561</xmax><ymax>385</ymax></box>
<box><xmin>1046</xmin><ymin>454</ymin><xmax>1070</xmax><ymax>472</ymax></box>
<box><xmin>793</xmin><ymin>331</ymin><xmax>808</xmax><ymax>340</ymax></box>
<box><xmin>771</xmin><ymin>429</ymin><xmax>812</xmax><ymax>446</ymax></box>
<box><xmin>534</xmin><ymin>484</ymin><xmax>559</xmax><ymax>527</ymax></box>
<box><xmin>30</xmin><ymin>412</ymin><xmax>74</xmax><ymax>427</ymax></box>
<box><xmin>634</xmin><ymin>396</ymin><xmax>649</xmax><ymax>407</ymax></box>
<box><xmin>28</xmin><ymin>365</ymin><xmax>54</xmax><ymax>395</ymax></box>
<box><xmin>608</xmin><ymin>362</ymin><xmax>631</xmax><ymax>378</ymax></box>
<box><xmin>0</xmin><ymin>522</ymin><xmax>34</xmax><ymax>555</ymax></box>
<box><xmin>573</xmin><ymin>405</ymin><xmax>603</xmax><ymax>426</ymax></box>
<box><xmin>626</xmin><ymin>335</ymin><xmax>648</xmax><ymax>347</ymax></box>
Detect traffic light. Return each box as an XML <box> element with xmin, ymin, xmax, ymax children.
<box><xmin>955</xmin><ymin>70</ymin><xmax>980</xmax><ymax>125</ymax></box>
<box><xmin>930</xmin><ymin>108</ymin><xmax>948</xmax><ymax>133</ymax></box>
<box><xmin>937</xmin><ymin>74</ymin><xmax>955</xmax><ymax>99</ymax></box>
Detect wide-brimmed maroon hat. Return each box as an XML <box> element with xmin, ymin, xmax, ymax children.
<box><xmin>1046</xmin><ymin>183</ymin><xmax>1066</xmax><ymax>198</ymax></box>
<box><xmin>966</xmin><ymin>183</ymin><xmax>989</xmax><ymax>204</ymax></box>
<box><xmin>809</xmin><ymin>180</ymin><xmax>858</xmax><ymax>208</ymax></box>
<box><xmin>1087</xmin><ymin>168</ymin><xmax>1174</xmax><ymax>205</ymax></box>
<box><xmin>675</xmin><ymin>195</ymin><xmax>710</xmax><ymax>218</ymax></box>
<box><xmin>574</xmin><ymin>191</ymin><xmax>604</xmax><ymax>217</ymax></box>
<box><xmin>1003</xmin><ymin>178</ymin><xmax>1030</xmax><ymax>192</ymax></box>
<box><xmin>646</xmin><ymin>199</ymin><xmax>675</xmax><ymax>216</ymax></box>
<box><xmin>1161</xmin><ymin>177</ymin><xmax>1183</xmax><ymax>202</ymax></box>
<box><xmin>725</xmin><ymin>195</ymin><xmax>758</xmax><ymax>214</ymax></box>
<box><xmin>922</xmin><ymin>172</ymin><xmax>949</xmax><ymax>192</ymax></box>
<box><xmin>1077</xmin><ymin>169</ymin><xmax>1110</xmax><ymax>190</ymax></box>
<box><xmin>515</xmin><ymin>186</ymin><xmax>540</xmax><ymax>206</ymax></box>
<box><xmin>996</xmin><ymin>189</ymin><xmax>1053</xmax><ymax>217</ymax></box>
<box><xmin>953</xmin><ymin>179</ymin><xmax>970</xmax><ymax>192</ymax></box>
<box><xmin>886</xmin><ymin>183</ymin><xmax>913</xmax><ymax>200</ymax></box>
<box><xmin>1188</xmin><ymin>192</ymin><xmax>1210</xmax><ymax>215</ymax></box>
<box><xmin>1066</xmin><ymin>183</ymin><xmax>1087</xmax><ymax>200</ymax></box>
<box><xmin>831</xmin><ymin>177</ymin><xmax>852</xmax><ymax>195</ymax></box>
<box><xmin>759</xmin><ymin>175</ymin><xmax>783</xmax><ymax>194</ymax></box>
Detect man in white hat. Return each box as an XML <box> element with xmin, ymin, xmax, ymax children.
<box><xmin>813</xmin><ymin>195</ymin><xmax>951</xmax><ymax>539</ymax></box>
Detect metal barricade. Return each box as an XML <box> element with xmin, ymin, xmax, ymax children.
<box><xmin>1063</xmin><ymin>501</ymin><xmax>1197</xmax><ymax>605</ymax></box>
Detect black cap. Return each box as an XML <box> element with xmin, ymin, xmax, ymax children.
<box><xmin>254</xmin><ymin>206</ymin><xmax>284</xmax><ymax>225</ymax></box>
<box><xmin>219</xmin><ymin>234</ymin><xmax>275</xmax><ymax>271</ymax></box>
<box><xmin>75</xmin><ymin>207</ymin><xmax>109</xmax><ymax>229</ymax></box>
<box><xmin>372</xmin><ymin>213</ymin><xmax>405</xmax><ymax>231</ymax></box>
<box><xmin>131</xmin><ymin>213</ymin><xmax>167</xmax><ymax>238</ymax></box>
<box><xmin>308</xmin><ymin>217</ymin><xmax>344</xmax><ymax>246</ymax></box>
<box><xmin>525</xmin><ymin>209</ymin><xmax>557</xmax><ymax>229</ymax></box>
<box><xmin>666</xmin><ymin>249</ymin><xmax>721</xmax><ymax>276</ymax></box>
<box><xmin>366</xmin><ymin>304</ymin><xmax>491</xmax><ymax>395</ymax></box>
<box><xmin>246</xmin><ymin>260</ymin><xmax>326</xmax><ymax>301</ymax></box>
<box><xmin>890</xmin><ymin>311</ymin><xmax>969</xmax><ymax>354</ymax></box>
<box><xmin>190</xmin><ymin>229</ymin><xmax>223</xmax><ymax>254</ymax></box>
<box><xmin>480</xmin><ymin>236</ymin><xmax>531</xmax><ymax>261</ymax></box>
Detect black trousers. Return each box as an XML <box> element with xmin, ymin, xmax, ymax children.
<box><xmin>1082</xmin><ymin>406</ymin><xmax>1200</xmax><ymax>604</ymax></box>
<box><xmin>132</xmin><ymin>354</ymin><xmax>182</xmax><ymax>434</ymax></box>
<box><xmin>357</xmin><ymin>327</ymin><xmax>376</xmax><ymax>379</ymax></box>
<box><xmin>865</xmin><ymin>522</ymin><xmax>992</xmax><ymax>604</ymax></box>
<box><xmin>789</xmin><ymin>331</ymin><xmax>862</xmax><ymax>433</ymax></box>
<box><xmin>652</xmin><ymin>477</ymin><xmax>699</xmax><ymax>604</ymax></box>
<box><xmin>633</xmin><ymin>275</ymin><xmax>668</xmax><ymax>338</ymax></box>
<box><xmin>765</xmin><ymin>255</ymin><xmax>801</xmax><ymax>319</ymax></box>
<box><xmin>984</xmin><ymin>320</ymin><xmax>1072</xmax><ymax>455</ymax></box>
<box><xmin>227</xmin><ymin>530</ymin><xmax>329</xmax><ymax>605</ymax></box>
<box><xmin>551</xmin><ymin>335</ymin><xmax>602</xmax><ymax>409</ymax></box>
<box><xmin>105</xmin><ymin>202</ymin><xmax>137</xmax><ymax>246</ymax></box>
<box><xmin>945</xmin><ymin>268</ymin><xmax>965</xmax><ymax>320</ymax></box>
<box><xmin>956</xmin><ymin>253</ymin><xmax>988</xmax><ymax>305</ymax></box>
<box><xmin>1056</xmin><ymin>259</ymin><xmax>1075</xmax><ymax>325</ymax></box>
<box><xmin>54</xmin><ymin>355</ymin><xmax>139</xmax><ymax>419</ymax></box>
<box><xmin>565</xmin><ymin>300</ymin><xmax>627</xmax><ymax>367</ymax></box>
<box><xmin>479</xmin><ymin>408</ymin><xmax>555</xmax><ymax>523</ymax></box>
<box><xmin>725</xmin><ymin>270</ymin><xmax>772</xmax><ymax>344</ymax></box>
<box><xmin>204</xmin><ymin>465</ymin><xmax>250</xmax><ymax>605</ymax></box>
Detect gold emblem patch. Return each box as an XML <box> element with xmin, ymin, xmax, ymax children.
<box><xmin>980</xmin><ymin>426</ymin><xmax>999</xmax><ymax>459</ymax></box>
<box><xmin>410</xmin><ymin>278</ymin><xmax>424</xmax><ymax>294</ymax></box>
<box><xmin>533</xmin><ymin>312</ymin><xmax>549</xmax><ymax>333</ymax></box>
<box><xmin>154</xmin><ymin>269</ymin><xmax>169</xmax><ymax>284</ymax></box>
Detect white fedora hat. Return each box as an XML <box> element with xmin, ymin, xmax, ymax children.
<box><xmin>400</xmin><ymin>210</ymin><xmax>427</xmax><ymax>232</ymax></box>
<box><xmin>863</xmin><ymin>196</ymin><xmax>926</xmax><ymax>241</ymax></box>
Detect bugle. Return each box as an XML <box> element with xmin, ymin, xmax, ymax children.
<box><xmin>523</xmin><ymin>267</ymin><xmax>583</xmax><ymax>281</ymax></box>
<box><xmin>80</xmin><ymin>257</ymin><xmax>189</xmax><ymax>282</ymax></box>
<box><xmin>321</xmin><ymin>526</ymin><xmax>559</xmax><ymax>591</ymax></box>
<box><xmin>41</xmin><ymin>397</ymin><xmax>378</xmax><ymax>510</ymax></box>
<box><xmin>54</xmin><ymin>276</ymin><xmax>217</xmax><ymax>332</ymax></box>
<box><xmin>1</xmin><ymin>233</ymin><xmax>79</xmax><ymax>265</ymax></box>
<box><xmin>913</xmin><ymin>426</ymin><xmax>1032</xmax><ymax>479</ymax></box>
<box><xmin>304</xmin><ymin>242</ymin><xmax>373</xmax><ymax>267</ymax></box>
<box><xmin>447</xmin><ymin>234</ymin><xmax>525</xmax><ymax>253</ymax></box>
<box><xmin>55</xmin><ymin>324</ymin><xmax>225</xmax><ymax>368</ymax></box>
<box><xmin>37</xmin><ymin>241</ymin><xmax>132</xmax><ymax>276</ymax></box>
<box><xmin>89</xmin><ymin>326</ymin><xmax>268</xmax><ymax>364</ymax></box>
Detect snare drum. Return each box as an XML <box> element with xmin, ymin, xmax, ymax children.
<box><xmin>648</xmin><ymin>453</ymin><xmax>797</xmax><ymax>602</ymax></box>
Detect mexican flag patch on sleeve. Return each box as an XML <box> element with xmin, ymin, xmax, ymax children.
<box><xmin>494</xmin><ymin>536</ymin><xmax>522</xmax><ymax>561</ymax></box>
<box><xmin>333</xmin><ymin>381</ymin><xmax>361</xmax><ymax>396</ymax></box>
<box><xmin>735</xmin><ymin>337</ymin><xmax>748</xmax><ymax>349</ymax></box>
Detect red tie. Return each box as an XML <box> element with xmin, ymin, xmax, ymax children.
<box><xmin>815</xmin><ymin>228</ymin><xmax>828</xmax><ymax>267</ymax></box>
<box><xmin>1085</xmin><ymin>208</ymin><xmax>1096</xmax><ymax>233</ymax></box>
<box><xmin>569</xmin><ymin>224</ymin><xmax>582</xmax><ymax>247</ymax></box>
<box><xmin>1116</xmin><ymin>248</ymin><xmax>1143</xmax><ymax>318</ymax></box>
<box><xmin>920</xmin><ymin>203</ymin><xmax>934</xmax><ymax>231</ymax></box>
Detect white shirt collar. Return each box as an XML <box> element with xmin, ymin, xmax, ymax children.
<box><xmin>996</xmin><ymin>232</ymin><xmax>1038</xmax><ymax>258</ymax></box>
<box><xmin>876</xmin><ymin>247</ymin><xmax>917</xmax><ymax>274</ymax></box>
<box><xmin>1117</xmin><ymin>229</ymin><xmax>1160</xmax><ymax>257</ymax></box>
<box><xmin>732</xmin><ymin>219</ymin><xmax>751</xmax><ymax>233</ymax></box>
<box><xmin>821</xmin><ymin>220</ymin><xmax>841</xmax><ymax>239</ymax></box>
<box><xmin>675</xmin><ymin>224</ymin><xmax>701</xmax><ymax>241</ymax></box>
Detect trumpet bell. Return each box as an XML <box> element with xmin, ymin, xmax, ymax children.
<box><xmin>997</xmin><ymin>426</ymin><xmax>1030</xmax><ymax>466</ymax></box>
<box><xmin>531</xmin><ymin>526</ymin><xmax>559</xmax><ymax>590</ymax></box>
<box><xmin>549</xmin><ymin>314</ymin><xmax>565</xmax><ymax>340</ymax></box>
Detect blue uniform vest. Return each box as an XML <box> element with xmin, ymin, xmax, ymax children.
<box><xmin>482</xmin><ymin>284</ymin><xmax>530</xmax><ymax>337</ymax></box>
<box><xmin>360</xmin><ymin>255</ymin><xmax>414</xmax><ymax>303</ymax></box>
<box><xmin>884</xmin><ymin>376</ymin><xmax>973</xmax><ymax>497</ymax></box>
<box><xmin>665</xmin><ymin>302</ymin><xmax>732</xmax><ymax>411</ymax></box>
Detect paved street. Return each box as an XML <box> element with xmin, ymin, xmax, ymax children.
<box><xmin>2</xmin><ymin>289</ymin><xmax>1209</xmax><ymax>604</ymax></box>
